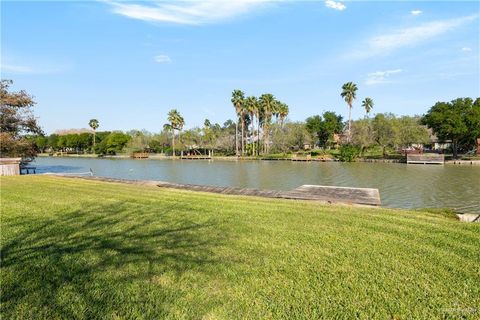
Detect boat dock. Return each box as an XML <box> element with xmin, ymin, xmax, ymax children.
<box><xmin>180</xmin><ymin>156</ymin><xmax>212</xmax><ymax>160</ymax></box>
<box><xmin>407</xmin><ymin>154</ymin><xmax>444</xmax><ymax>165</ymax></box>
<box><xmin>56</xmin><ymin>175</ymin><xmax>381</xmax><ymax>206</ymax></box>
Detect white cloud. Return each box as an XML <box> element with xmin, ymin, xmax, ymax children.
<box><xmin>154</xmin><ymin>54</ymin><xmax>171</xmax><ymax>63</ymax></box>
<box><xmin>0</xmin><ymin>62</ymin><xmax>69</xmax><ymax>74</ymax></box>
<box><xmin>0</xmin><ymin>64</ymin><xmax>34</xmax><ymax>74</ymax></box>
<box><xmin>365</xmin><ymin>69</ymin><xmax>402</xmax><ymax>85</ymax></box>
<box><xmin>104</xmin><ymin>0</ymin><xmax>271</xmax><ymax>25</ymax></box>
<box><xmin>461</xmin><ymin>47</ymin><xmax>472</xmax><ymax>52</ymax></box>
<box><xmin>350</xmin><ymin>15</ymin><xmax>477</xmax><ymax>59</ymax></box>
<box><xmin>325</xmin><ymin>0</ymin><xmax>346</xmax><ymax>11</ymax></box>
<box><xmin>411</xmin><ymin>10</ymin><xmax>422</xmax><ymax>16</ymax></box>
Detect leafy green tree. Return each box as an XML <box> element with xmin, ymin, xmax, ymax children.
<box><xmin>231</xmin><ymin>90</ymin><xmax>245</xmax><ymax>156</ymax></box>
<box><xmin>271</xmin><ymin>122</ymin><xmax>311</xmax><ymax>154</ymax></box>
<box><xmin>320</xmin><ymin>112</ymin><xmax>343</xmax><ymax>147</ymax></box>
<box><xmin>0</xmin><ymin>80</ymin><xmax>43</xmax><ymax>159</ymax></box>
<box><xmin>341</xmin><ymin>82</ymin><xmax>358</xmax><ymax>140</ymax></box>
<box><xmin>351</xmin><ymin>118</ymin><xmax>374</xmax><ymax>154</ymax></box>
<box><xmin>463</xmin><ymin>98</ymin><xmax>480</xmax><ymax>151</ymax></box>
<box><xmin>125</xmin><ymin>131</ymin><xmax>150</xmax><ymax>153</ymax></box>
<box><xmin>372</xmin><ymin>113</ymin><xmax>396</xmax><ymax>157</ymax></box>
<box><xmin>305</xmin><ymin>115</ymin><xmax>322</xmax><ymax>146</ymax></box>
<box><xmin>35</xmin><ymin>136</ymin><xmax>48</xmax><ymax>153</ymax></box>
<box><xmin>422</xmin><ymin>98</ymin><xmax>480</xmax><ymax>158</ymax></box>
<box><xmin>65</xmin><ymin>134</ymin><xmax>80</xmax><ymax>151</ymax></box>
<box><xmin>202</xmin><ymin>119</ymin><xmax>214</xmax><ymax>150</ymax></box>
<box><xmin>305</xmin><ymin>112</ymin><xmax>343</xmax><ymax>147</ymax></box>
<box><xmin>338</xmin><ymin>144</ymin><xmax>361</xmax><ymax>162</ymax></box>
<box><xmin>47</xmin><ymin>134</ymin><xmax>59</xmax><ymax>151</ymax></box>
<box><xmin>89</xmin><ymin>119</ymin><xmax>99</xmax><ymax>151</ymax></box>
<box><xmin>394</xmin><ymin>116</ymin><xmax>430</xmax><ymax>149</ymax></box>
<box><xmin>95</xmin><ymin>132</ymin><xmax>130</xmax><ymax>155</ymax></box>
<box><xmin>78</xmin><ymin>133</ymin><xmax>93</xmax><ymax>151</ymax></box>
<box><xmin>362</xmin><ymin>97</ymin><xmax>374</xmax><ymax>116</ymax></box>
<box><xmin>57</xmin><ymin>135</ymin><xmax>67</xmax><ymax>151</ymax></box>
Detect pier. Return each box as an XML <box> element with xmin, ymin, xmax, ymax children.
<box><xmin>407</xmin><ymin>154</ymin><xmax>444</xmax><ymax>165</ymax></box>
<box><xmin>58</xmin><ymin>175</ymin><xmax>381</xmax><ymax>206</ymax></box>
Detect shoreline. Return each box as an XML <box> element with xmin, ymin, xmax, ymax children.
<box><xmin>49</xmin><ymin>174</ymin><xmax>382</xmax><ymax>207</ymax></box>
<box><xmin>36</xmin><ymin>153</ymin><xmax>480</xmax><ymax>165</ymax></box>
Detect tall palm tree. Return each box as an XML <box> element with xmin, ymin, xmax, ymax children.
<box><xmin>88</xmin><ymin>119</ymin><xmax>99</xmax><ymax>150</ymax></box>
<box><xmin>240</xmin><ymin>104</ymin><xmax>249</xmax><ymax>156</ymax></box>
<box><xmin>255</xmin><ymin>101</ymin><xmax>263</xmax><ymax>156</ymax></box>
<box><xmin>362</xmin><ymin>97</ymin><xmax>374</xmax><ymax>117</ymax></box>
<box><xmin>231</xmin><ymin>90</ymin><xmax>245</xmax><ymax>156</ymax></box>
<box><xmin>341</xmin><ymin>82</ymin><xmax>358</xmax><ymax>141</ymax></box>
<box><xmin>245</xmin><ymin>96</ymin><xmax>258</xmax><ymax>156</ymax></box>
<box><xmin>166</xmin><ymin>109</ymin><xmax>185</xmax><ymax>157</ymax></box>
<box><xmin>204</xmin><ymin>119</ymin><xmax>211</xmax><ymax>128</ymax></box>
<box><xmin>277</xmin><ymin>102</ymin><xmax>289</xmax><ymax>127</ymax></box>
<box><xmin>259</xmin><ymin>93</ymin><xmax>276</xmax><ymax>154</ymax></box>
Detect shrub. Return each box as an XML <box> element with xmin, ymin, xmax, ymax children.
<box><xmin>338</xmin><ymin>144</ymin><xmax>360</xmax><ymax>162</ymax></box>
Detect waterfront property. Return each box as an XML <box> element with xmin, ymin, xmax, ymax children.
<box><xmin>1</xmin><ymin>175</ymin><xmax>479</xmax><ymax>319</ymax></box>
<box><xmin>31</xmin><ymin>157</ymin><xmax>480</xmax><ymax>213</ymax></box>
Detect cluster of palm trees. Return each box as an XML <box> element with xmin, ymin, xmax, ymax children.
<box><xmin>231</xmin><ymin>90</ymin><xmax>289</xmax><ymax>156</ymax></box>
<box><xmin>161</xmin><ymin>83</ymin><xmax>371</xmax><ymax>156</ymax></box>
<box><xmin>340</xmin><ymin>82</ymin><xmax>374</xmax><ymax>141</ymax></box>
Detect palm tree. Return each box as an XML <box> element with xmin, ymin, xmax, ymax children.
<box><xmin>88</xmin><ymin>119</ymin><xmax>99</xmax><ymax>151</ymax></box>
<box><xmin>245</xmin><ymin>96</ymin><xmax>258</xmax><ymax>156</ymax></box>
<box><xmin>204</xmin><ymin>119</ymin><xmax>211</xmax><ymax>128</ymax></box>
<box><xmin>255</xmin><ymin>101</ymin><xmax>263</xmax><ymax>156</ymax></box>
<box><xmin>231</xmin><ymin>90</ymin><xmax>245</xmax><ymax>156</ymax></box>
<box><xmin>341</xmin><ymin>82</ymin><xmax>358</xmax><ymax>141</ymax></box>
<box><xmin>259</xmin><ymin>93</ymin><xmax>276</xmax><ymax>154</ymax></box>
<box><xmin>362</xmin><ymin>97</ymin><xmax>374</xmax><ymax>116</ymax></box>
<box><xmin>277</xmin><ymin>102</ymin><xmax>289</xmax><ymax>127</ymax></box>
<box><xmin>240</xmin><ymin>104</ymin><xmax>248</xmax><ymax>156</ymax></box>
<box><xmin>166</xmin><ymin>109</ymin><xmax>185</xmax><ymax>157</ymax></box>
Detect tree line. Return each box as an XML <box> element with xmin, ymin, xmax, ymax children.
<box><xmin>2</xmin><ymin>79</ymin><xmax>479</xmax><ymax>160</ymax></box>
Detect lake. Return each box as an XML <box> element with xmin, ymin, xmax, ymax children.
<box><xmin>32</xmin><ymin>157</ymin><xmax>480</xmax><ymax>213</ymax></box>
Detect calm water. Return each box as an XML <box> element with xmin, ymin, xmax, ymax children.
<box><xmin>33</xmin><ymin>157</ymin><xmax>480</xmax><ymax>213</ymax></box>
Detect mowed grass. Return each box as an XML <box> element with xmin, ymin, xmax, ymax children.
<box><xmin>1</xmin><ymin>176</ymin><xmax>479</xmax><ymax>319</ymax></box>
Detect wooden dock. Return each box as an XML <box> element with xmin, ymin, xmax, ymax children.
<box><xmin>407</xmin><ymin>154</ymin><xmax>444</xmax><ymax>165</ymax></box>
<box><xmin>155</xmin><ymin>182</ymin><xmax>381</xmax><ymax>206</ymax></box>
<box><xmin>132</xmin><ymin>152</ymin><xmax>149</xmax><ymax>159</ymax></box>
<box><xmin>284</xmin><ymin>185</ymin><xmax>381</xmax><ymax>205</ymax></box>
<box><xmin>58</xmin><ymin>175</ymin><xmax>381</xmax><ymax>206</ymax></box>
<box><xmin>180</xmin><ymin>156</ymin><xmax>212</xmax><ymax>160</ymax></box>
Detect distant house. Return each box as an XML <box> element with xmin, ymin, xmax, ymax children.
<box><xmin>332</xmin><ymin>133</ymin><xmax>348</xmax><ymax>148</ymax></box>
<box><xmin>430</xmin><ymin>135</ymin><xmax>452</xmax><ymax>151</ymax></box>
<box><xmin>54</xmin><ymin>128</ymin><xmax>93</xmax><ymax>135</ymax></box>
<box><xmin>417</xmin><ymin>128</ymin><xmax>450</xmax><ymax>151</ymax></box>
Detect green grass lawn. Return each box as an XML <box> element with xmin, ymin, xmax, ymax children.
<box><xmin>1</xmin><ymin>176</ymin><xmax>479</xmax><ymax>319</ymax></box>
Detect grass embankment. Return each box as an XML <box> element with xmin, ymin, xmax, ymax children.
<box><xmin>1</xmin><ymin>176</ymin><xmax>479</xmax><ymax>319</ymax></box>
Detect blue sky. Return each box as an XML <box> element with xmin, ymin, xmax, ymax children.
<box><xmin>2</xmin><ymin>0</ymin><xmax>479</xmax><ymax>134</ymax></box>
